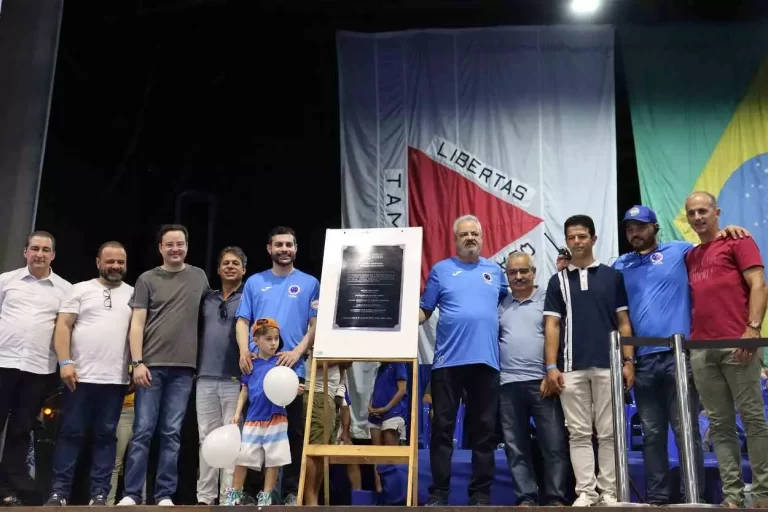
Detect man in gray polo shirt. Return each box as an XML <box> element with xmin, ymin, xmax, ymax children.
<box><xmin>498</xmin><ymin>251</ymin><xmax>568</xmax><ymax>506</ymax></box>
<box><xmin>196</xmin><ymin>246</ymin><xmax>246</xmax><ymax>505</ymax></box>
<box><xmin>117</xmin><ymin>224</ymin><xmax>210</xmax><ymax>506</ymax></box>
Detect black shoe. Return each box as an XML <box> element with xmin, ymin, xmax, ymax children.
<box><xmin>468</xmin><ymin>496</ymin><xmax>490</xmax><ymax>506</ymax></box>
<box><xmin>426</xmin><ymin>499</ymin><xmax>448</xmax><ymax>506</ymax></box>
<box><xmin>89</xmin><ymin>495</ymin><xmax>106</xmax><ymax>506</ymax></box>
<box><xmin>45</xmin><ymin>494</ymin><xmax>67</xmax><ymax>506</ymax></box>
<box><xmin>196</xmin><ymin>502</ymin><xmax>210</xmax><ymax>506</ymax></box>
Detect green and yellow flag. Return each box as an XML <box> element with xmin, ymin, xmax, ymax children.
<box><xmin>622</xmin><ymin>23</ymin><xmax>768</xmax><ymax>336</ymax></box>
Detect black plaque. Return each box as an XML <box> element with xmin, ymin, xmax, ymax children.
<box><xmin>334</xmin><ymin>245</ymin><xmax>404</xmax><ymax>331</ymax></box>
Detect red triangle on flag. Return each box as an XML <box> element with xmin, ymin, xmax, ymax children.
<box><xmin>408</xmin><ymin>146</ymin><xmax>544</xmax><ymax>287</ymax></box>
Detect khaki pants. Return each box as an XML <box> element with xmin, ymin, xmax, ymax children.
<box><xmin>691</xmin><ymin>348</ymin><xmax>768</xmax><ymax>506</ymax></box>
<box><xmin>560</xmin><ymin>368</ymin><xmax>615</xmax><ymax>501</ymax></box>
<box><xmin>107</xmin><ymin>407</ymin><xmax>145</xmax><ymax>505</ymax></box>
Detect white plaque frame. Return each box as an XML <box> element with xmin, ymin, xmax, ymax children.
<box><xmin>313</xmin><ymin>227</ymin><xmax>422</xmax><ymax>360</ymax></box>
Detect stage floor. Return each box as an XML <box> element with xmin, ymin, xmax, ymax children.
<box><xmin>11</xmin><ymin>508</ymin><xmax>748</xmax><ymax>511</ymax></box>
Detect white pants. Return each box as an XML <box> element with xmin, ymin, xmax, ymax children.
<box><xmin>560</xmin><ymin>368</ymin><xmax>616</xmax><ymax>500</ymax></box>
<box><xmin>196</xmin><ymin>378</ymin><xmax>242</xmax><ymax>504</ymax></box>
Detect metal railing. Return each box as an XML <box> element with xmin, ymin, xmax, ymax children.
<box><xmin>609</xmin><ymin>331</ymin><xmax>767</xmax><ymax>507</ymax></box>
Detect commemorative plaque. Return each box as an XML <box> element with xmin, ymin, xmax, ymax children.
<box><xmin>333</xmin><ymin>245</ymin><xmax>404</xmax><ymax>331</ymax></box>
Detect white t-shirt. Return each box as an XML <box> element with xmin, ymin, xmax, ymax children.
<box><xmin>59</xmin><ymin>279</ymin><xmax>133</xmax><ymax>385</ymax></box>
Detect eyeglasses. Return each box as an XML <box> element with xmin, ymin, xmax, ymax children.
<box><xmin>103</xmin><ymin>288</ymin><xmax>112</xmax><ymax>309</ymax></box>
<box><xmin>506</xmin><ymin>268</ymin><xmax>531</xmax><ymax>276</ymax></box>
<box><xmin>219</xmin><ymin>300</ymin><xmax>228</xmax><ymax>320</ymax></box>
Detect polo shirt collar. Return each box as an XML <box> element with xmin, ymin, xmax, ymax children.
<box><xmin>567</xmin><ymin>259</ymin><xmax>601</xmax><ymax>272</ymax></box>
<box><xmin>20</xmin><ymin>266</ymin><xmax>54</xmax><ymax>283</ymax></box>
<box><xmin>510</xmin><ymin>285</ymin><xmax>543</xmax><ymax>304</ymax></box>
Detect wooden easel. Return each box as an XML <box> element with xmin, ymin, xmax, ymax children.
<box><xmin>297</xmin><ymin>356</ymin><xmax>420</xmax><ymax>506</ymax></box>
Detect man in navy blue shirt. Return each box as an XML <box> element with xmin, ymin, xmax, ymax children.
<box><xmin>419</xmin><ymin>214</ymin><xmax>507</xmax><ymax>506</ymax></box>
<box><xmin>613</xmin><ymin>204</ymin><xmax>747</xmax><ymax>505</ymax></box>
<box><xmin>544</xmin><ymin>214</ymin><xmax>633</xmax><ymax>507</ymax></box>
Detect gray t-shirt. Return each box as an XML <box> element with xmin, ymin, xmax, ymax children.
<box><xmin>129</xmin><ymin>265</ymin><xmax>210</xmax><ymax>368</ymax></box>
<box><xmin>497</xmin><ymin>286</ymin><xmax>547</xmax><ymax>385</ymax></box>
<box><xmin>197</xmin><ymin>288</ymin><xmax>242</xmax><ymax>379</ymax></box>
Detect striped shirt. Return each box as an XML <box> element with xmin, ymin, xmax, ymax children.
<box><xmin>543</xmin><ymin>260</ymin><xmax>628</xmax><ymax>372</ymax></box>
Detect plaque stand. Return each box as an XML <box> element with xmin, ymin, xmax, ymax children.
<box><xmin>297</xmin><ymin>355</ymin><xmax>420</xmax><ymax>506</ymax></box>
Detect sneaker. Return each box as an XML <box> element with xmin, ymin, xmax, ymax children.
<box><xmin>157</xmin><ymin>498</ymin><xmax>174</xmax><ymax>506</ymax></box>
<box><xmin>222</xmin><ymin>488</ymin><xmax>243</xmax><ymax>506</ymax></box>
<box><xmin>239</xmin><ymin>493</ymin><xmax>256</xmax><ymax>506</ymax></box>
<box><xmin>2</xmin><ymin>496</ymin><xmax>23</xmax><ymax>507</ymax></box>
<box><xmin>425</xmin><ymin>500</ymin><xmax>448</xmax><ymax>506</ymax></box>
<box><xmin>89</xmin><ymin>495</ymin><xmax>106</xmax><ymax>506</ymax></box>
<box><xmin>256</xmin><ymin>492</ymin><xmax>272</xmax><ymax>506</ymax></box>
<box><xmin>282</xmin><ymin>493</ymin><xmax>298</xmax><ymax>506</ymax></box>
<box><xmin>116</xmin><ymin>497</ymin><xmax>137</xmax><ymax>506</ymax></box>
<box><xmin>573</xmin><ymin>493</ymin><xmax>597</xmax><ymax>507</ymax></box>
<box><xmin>598</xmin><ymin>493</ymin><xmax>617</xmax><ymax>505</ymax></box>
<box><xmin>45</xmin><ymin>494</ymin><xmax>67</xmax><ymax>506</ymax></box>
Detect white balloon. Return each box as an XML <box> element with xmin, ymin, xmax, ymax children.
<box><xmin>201</xmin><ymin>424</ymin><xmax>241</xmax><ymax>469</ymax></box>
<box><xmin>263</xmin><ymin>366</ymin><xmax>299</xmax><ymax>407</ymax></box>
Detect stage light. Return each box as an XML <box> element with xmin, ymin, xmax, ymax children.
<box><xmin>571</xmin><ymin>0</ymin><xmax>600</xmax><ymax>15</ymax></box>
<box><xmin>43</xmin><ymin>407</ymin><xmax>53</xmax><ymax>416</ymax></box>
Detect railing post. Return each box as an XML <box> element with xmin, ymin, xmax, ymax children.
<box><xmin>671</xmin><ymin>333</ymin><xmax>708</xmax><ymax>506</ymax></box>
<box><xmin>609</xmin><ymin>330</ymin><xmax>632</xmax><ymax>504</ymax></box>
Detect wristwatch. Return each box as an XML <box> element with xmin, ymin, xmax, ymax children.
<box><xmin>748</xmin><ymin>321</ymin><xmax>762</xmax><ymax>331</ymax></box>
<box><xmin>131</xmin><ymin>360</ymin><xmax>144</xmax><ymax>368</ymax></box>
<box><xmin>623</xmin><ymin>356</ymin><xmax>637</xmax><ymax>365</ymax></box>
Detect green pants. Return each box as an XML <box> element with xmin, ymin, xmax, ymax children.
<box><xmin>691</xmin><ymin>348</ymin><xmax>768</xmax><ymax>506</ymax></box>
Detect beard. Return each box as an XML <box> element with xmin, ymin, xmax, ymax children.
<box><xmin>457</xmin><ymin>244</ymin><xmax>480</xmax><ymax>259</ymax></box>
<box><xmin>271</xmin><ymin>252</ymin><xmax>295</xmax><ymax>267</ymax></box>
<box><xmin>99</xmin><ymin>268</ymin><xmax>124</xmax><ymax>283</ymax></box>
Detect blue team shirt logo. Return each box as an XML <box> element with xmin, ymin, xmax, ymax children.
<box><xmin>650</xmin><ymin>252</ymin><xmax>663</xmax><ymax>265</ymax></box>
<box><xmin>288</xmin><ymin>285</ymin><xmax>300</xmax><ymax>296</ymax></box>
<box><xmin>482</xmin><ymin>272</ymin><xmax>492</xmax><ymax>283</ymax></box>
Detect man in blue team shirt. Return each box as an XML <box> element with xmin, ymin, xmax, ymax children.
<box><xmin>612</xmin><ymin>205</ymin><xmax>747</xmax><ymax>505</ymax></box>
<box><xmin>419</xmin><ymin>214</ymin><xmax>507</xmax><ymax>506</ymax></box>
<box><xmin>235</xmin><ymin>226</ymin><xmax>319</xmax><ymax>506</ymax></box>
<box><xmin>544</xmin><ymin>214</ymin><xmax>633</xmax><ymax>507</ymax></box>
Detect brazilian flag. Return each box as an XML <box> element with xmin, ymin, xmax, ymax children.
<box><xmin>622</xmin><ymin>23</ymin><xmax>768</xmax><ymax>337</ymax></box>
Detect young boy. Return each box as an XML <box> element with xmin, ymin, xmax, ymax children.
<box><xmin>224</xmin><ymin>318</ymin><xmax>292</xmax><ymax>506</ymax></box>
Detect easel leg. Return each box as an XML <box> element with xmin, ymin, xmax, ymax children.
<box><xmin>406</xmin><ymin>359</ymin><xmax>419</xmax><ymax>506</ymax></box>
<box><xmin>297</xmin><ymin>357</ymin><xmax>318</xmax><ymax>505</ymax></box>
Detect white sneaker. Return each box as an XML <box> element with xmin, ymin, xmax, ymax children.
<box><xmin>599</xmin><ymin>493</ymin><xmax>618</xmax><ymax>505</ymax></box>
<box><xmin>117</xmin><ymin>497</ymin><xmax>137</xmax><ymax>506</ymax></box>
<box><xmin>573</xmin><ymin>493</ymin><xmax>597</xmax><ymax>507</ymax></box>
<box><xmin>157</xmin><ymin>498</ymin><xmax>174</xmax><ymax>506</ymax></box>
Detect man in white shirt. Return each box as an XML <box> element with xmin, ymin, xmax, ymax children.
<box><xmin>44</xmin><ymin>241</ymin><xmax>133</xmax><ymax>506</ymax></box>
<box><xmin>0</xmin><ymin>231</ymin><xmax>71</xmax><ymax>505</ymax></box>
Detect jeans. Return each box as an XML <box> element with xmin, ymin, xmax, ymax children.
<box><xmin>108</xmin><ymin>407</ymin><xmax>146</xmax><ymax>505</ymax></box>
<box><xmin>499</xmin><ymin>379</ymin><xmax>569</xmax><ymax>505</ymax></box>
<box><xmin>50</xmin><ymin>383</ymin><xmax>125</xmax><ymax>499</ymax></box>
<box><xmin>195</xmin><ymin>378</ymin><xmax>241</xmax><ymax>504</ymax></box>
<box><xmin>280</xmin><ymin>378</ymin><xmax>306</xmax><ymax>499</ymax></box>
<box><xmin>691</xmin><ymin>348</ymin><xmax>768</xmax><ymax>506</ymax></box>
<box><xmin>429</xmin><ymin>364</ymin><xmax>499</xmax><ymax>503</ymax></box>
<box><xmin>560</xmin><ymin>368</ymin><xmax>614</xmax><ymax>501</ymax></box>
<box><xmin>0</xmin><ymin>368</ymin><xmax>55</xmax><ymax>503</ymax></box>
<box><xmin>634</xmin><ymin>351</ymin><xmax>704</xmax><ymax>504</ymax></box>
<box><xmin>123</xmin><ymin>367</ymin><xmax>193</xmax><ymax>503</ymax></box>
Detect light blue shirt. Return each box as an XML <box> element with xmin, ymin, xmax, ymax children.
<box><xmin>420</xmin><ymin>257</ymin><xmax>508</xmax><ymax>371</ymax></box>
<box><xmin>236</xmin><ymin>269</ymin><xmax>320</xmax><ymax>379</ymax></box>
<box><xmin>612</xmin><ymin>241</ymin><xmax>694</xmax><ymax>356</ymax></box>
<box><xmin>498</xmin><ymin>286</ymin><xmax>546</xmax><ymax>384</ymax></box>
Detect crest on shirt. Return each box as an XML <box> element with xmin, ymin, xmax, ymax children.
<box><xmin>288</xmin><ymin>284</ymin><xmax>301</xmax><ymax>296</ymax></box>
<box><xmin>650</xmin><ymin>252</ymin><xmax>663</xmax><ymax>265</ymax></box>
<box><xmin>311</xmin><ymin>299</ymin><xmax>319</xmax><ymax>310</ymax></box>
<box><xmin>482</xmin><ymin>272</ymin><xmax>492</xmax><ymax>284</ymax></box>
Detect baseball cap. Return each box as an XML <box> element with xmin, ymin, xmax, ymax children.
<box><xmin>252</xmin><ymin>317</ymin><xmax>283</xmax><ymax>351</ymax></box>
<box><xmin>623</xmin><ymin>205</ymin><xmax>657</xmax><ymax>224</ymax></box>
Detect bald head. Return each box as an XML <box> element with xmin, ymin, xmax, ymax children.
<box><xmin>685</xmin><ymin>190</ymin><xmax>721</xmax><ymax>242</ymax></box>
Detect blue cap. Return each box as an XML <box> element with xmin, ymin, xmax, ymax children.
<box><xmin>623</xmin><ymin>205</ymin><xmax>657</xmax><ymax>224</ymax></box>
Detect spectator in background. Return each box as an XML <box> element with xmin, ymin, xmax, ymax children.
<box><xmin>684</xmin><ymin>191</ymin><xmax>768</xmax><ymax>509</ymax></box>
<box><xmin>45</xmin><ymin>242</ymin><xmax>133</xmax><ymax>506</ymax></box>
<box><xmin>0</xmin><ymin>231</ymin><xmax>71</xmax><ymax>506</ymax></box>
<box><xmin>498</xmin><ymin>251</ymin><xmax>568</xmax><ymax>506</ymax></box>
<box><xmin>118</xmin><ymin>224</ymin><xmax>210</xmax><ymax>506</ymax></box>
<box><xmin>108</xmin><ymin>371</ymin><xmax>141</xmax><ymax>506</ymax></box>
<box><xmin>419</xmin><ymin>214</ymin><xmax>507</xmax><ymax>506</ymax></box>
<box><xmin>196</xmin><ymin>246</ymin><xmax>247</xmax><ymax>506</ymax></box>
<box><xmin>544</xmin><ymin>215</ymin><xmax>633</xmax><ymax>507</ymax></box>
